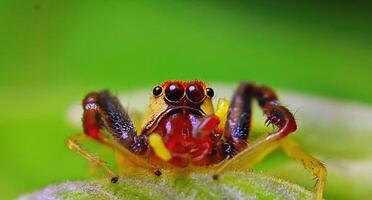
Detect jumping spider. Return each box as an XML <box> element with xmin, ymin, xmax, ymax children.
<box><xmin>67</xmin><ymin>81</ymin><xmax>326</xmax><ymax>200</ymax></box>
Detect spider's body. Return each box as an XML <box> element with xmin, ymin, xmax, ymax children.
<box><xmin>149</xmin><ymin>109</ymin><xmax>223</xmax><ymax>167</ymax></box>
<box><xmin>67</xmin><ymin>80</ymin><xmax>326</xmax><ymax>200</ymax></box>
<box><xmin>141</xmin><ymin>81</ymin><xmax>226</xmax><ymax>167</ymax></box>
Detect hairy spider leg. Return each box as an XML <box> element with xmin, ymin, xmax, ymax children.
<box><xmin>212</xmin><ymin>137</ymin><xmax>326</xmax><ymax>200</ymax></box>
<box><xmin>66</xmin><ymin>134</ymin><xmax>119</xmax><ymax>183</ymax></box>
<box><xmin>214</xmin><ymin>82</ymin><xmax>296</xmax><ymax>172</ymax></box>
<box><xmin>223</xmin><ymin>82</ymin><xmax>291</xmax><ymax>153</ymax></box>
<box><xmin>67</xmin><ymin>90</ymin><xmax>161</xmax><ymax>181</ymax></box>
<box><xmin>99</xmin><ymin>133</ymin><xmax>160</xmax><ymax>175</ymax></box>
<box><xmin>222</xmin><ymin>82</ymin><xmax>254</xmax><ymax>154</ymax></box>
<box><xmin>82</xmin><ymin>90</ymin><xmax>148</xmax><ymax>155</ymax></box>
<box><xmin>281</xmin><ymin>139</ymin><xmax>327</xmax><ymax>200</ymax></box>
<box><xmin>213</xmin><ymin>82</ymin><xmax>325</xmax><ymax>200</ymax></box>
<box><xmin>215</xmin><ymin>82</ymin><xmax>297</xmax><ymax>173</ymax></box>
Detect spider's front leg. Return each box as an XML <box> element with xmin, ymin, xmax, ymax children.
<box><xmin>214</xmin><ymin>82</ymin><xmax>326</xmax><ymax>200</ymax></box>
<box><xmin>81</xmin><ymin>90</ymin><xmax>149</xmax><ymax>155</ymax></box>
<box><xmin>67</xmin><ymin>90</ymin><xmax>156</xmax><ymax>182</ymax></box>
<box><xmin>219</xmin><ymin>82</ymin><xmax>297</xmax><ymax>155</ymax></box>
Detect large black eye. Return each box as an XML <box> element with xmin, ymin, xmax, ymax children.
<box><xmin>206</xmin><ymin>87</ymin><xmax>214</xmax><ymax>97</ymax></box>
<box><xmin>186</xmin><ymin>84</ymin><xmax>205</xmax><ymax>103</ymax></box>
<box><xmin>153</xmin><ymin>86</ymin><xmax>162</xmax><ymax>96</ymax></box>
<box><xmin>165</xmin><ymin>83</ymin><xmax>184</xmax><ymax>102</ymax></box>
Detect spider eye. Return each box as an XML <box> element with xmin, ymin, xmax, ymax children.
<box><xmin>206</xmin><ymin>87</ymin><xmax>214</xmax><ymax>98</ymax></box>
<box><xmin>153</xmin><ymin>86</ymin><xmax>162</xmax><ymax>96</ymax></box>
<box><xmin>165</xmin><ymin>83</ymin><xmax>184</xmax><ymax>102</ymax></box>
<box><xmin>186</xmin><ymin>84</ymin><xmax>205</xmax><ymax>103</ymax></box>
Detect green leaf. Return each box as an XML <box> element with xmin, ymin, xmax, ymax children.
<box><xmin>20</xmin><ymin>172</ymin><xmax>314</xmax><ymax>200</ymax></box>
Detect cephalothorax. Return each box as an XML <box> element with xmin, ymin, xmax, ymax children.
<box><xmin>67</xmin><ymin>81</ymin><xmax>326</xmax><ymax>200</ymax></box>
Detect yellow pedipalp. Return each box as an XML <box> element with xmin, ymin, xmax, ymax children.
<box><xmin>148</xmin><ymin>133</ymin><xmax>172</xmax><ymax>161</ymax></box>
<box><xmin>215</xmin><ymin>98</ymin><xmax>229</xmax><ymax>130</ymax></box>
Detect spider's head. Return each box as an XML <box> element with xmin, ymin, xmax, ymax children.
<box><xmin>141</xmin><ymin>80</ymin><xmax>215</xmax><ymax>134</ymax></box>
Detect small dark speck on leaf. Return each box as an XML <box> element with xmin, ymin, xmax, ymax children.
<box><xmin>212</xmin><ymin>174</ymin><xmax>220</xmax><ymax>180</ymax></box>
<box><xmin>111</xmin><ymin>176</ymin><xmax>119</xmax><ymax>183</ymax></box>
<box><xmin>154</xmin><ymin>169</ymin><xmax>162</xmax><ymax>176</ymax></box>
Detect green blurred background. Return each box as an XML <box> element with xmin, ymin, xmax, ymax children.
<box><xmin>1</xmin><ymin>1</ymin><xmax>372</xmax><ymax>199</ymax></box>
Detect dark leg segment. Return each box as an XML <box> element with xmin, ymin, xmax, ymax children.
<box><xmin>224</xmin><ymin>82</ymin><xmax>297</xmax><ymax>154</ymax></box>
<box><xmin>214</xmin><ymin>82</ymin><xmax>297</xmax><ymax>179</ymax></box>
<box><xmin>82</xmin><ymin>90</ymin><xmax>149</xmax><ymax>155</ymax></box>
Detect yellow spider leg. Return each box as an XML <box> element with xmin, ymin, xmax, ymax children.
<box><xmin>67</xmin><ymin>133</ymin><xmax>160</xmax><ymax>180</ymax></box>
<box><xmin>149</xmin><ymin>133</ymin><xmax>171</xmax><ymax>161</ymax></box>
<box><xmin>115</xmin><ymin>150</ymin><xmax>126</xmax><ymax>174</ymax></box>
<box><xmin>215</xmin><ymin>98</ymin><xmax>229</xmax><ymax>130</ymax></box>
<box><xmin>115</xmin><ymin>149</ymin><xmax>140</xmax><ymax>175</ymax></box>
<box><xmin>87</xmin><ymin>163</ymin><xmax>99</xmax><ymax>177</ymax></box>
<box><xmin>98</xmin><ymin>134</ymin><xmax>159</xmax><ymax>172</ymax></box>
<box><xmin>214</xmin><ymin>133</ymin><xmax>281</xmax><ymax>177</ymax></box>
<box><xmin>66</xmin><ymin>134</ymin><xmax>119</xmax><ymax>182</ymax></box>
<box><xmin>281</xmin><ymin>139</ymin><xmax>327</xmax><ymax>200</ymax></box>
<box><xmin>213</xmin><ymin>136</ymin><xmax>326</xmax><ymax>200</ymax></box>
